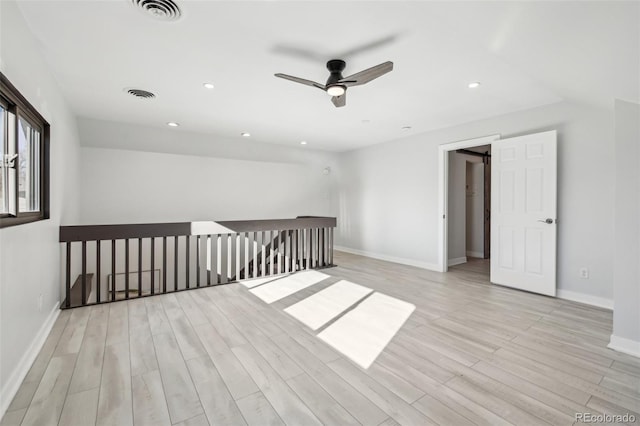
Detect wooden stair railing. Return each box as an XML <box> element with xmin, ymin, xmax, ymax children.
<box><xmin>59</xmin><ymin>216</ymin><xmax>336</xmax><ymax>309</ymax></box>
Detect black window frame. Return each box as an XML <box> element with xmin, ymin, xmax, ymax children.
<box><xmin>0</xmin><ymin>72</ymin><xmax>50</xmax><ymax>228</ymax></box>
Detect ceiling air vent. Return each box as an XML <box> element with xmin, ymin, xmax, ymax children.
<box><xmin>125</xmin><ymin>88</ymin><xmax>156</xmax><ymax>99</ymax></box>
<box><xmin>132</xmin><ymin>0</ymin><xmax>181</xmax><ymax>21</ymax></box>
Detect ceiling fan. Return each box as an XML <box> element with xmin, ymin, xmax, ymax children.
<box><xmin>275</xmin><ymin>59</ymin><xmax>393</xmax><ymax>108</ymax></box>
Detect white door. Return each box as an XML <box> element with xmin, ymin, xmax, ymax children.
<box><xmin>491</xmin><ymin>130</ymin><xmax>557</xmax><ymax>296</ymax></box>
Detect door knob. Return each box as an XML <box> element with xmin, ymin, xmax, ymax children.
<box><xmin>538</xmin><ymin>218</ymin><xmax>554</xmax><ymax>224</ymax></box>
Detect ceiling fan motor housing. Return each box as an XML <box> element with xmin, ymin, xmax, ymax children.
<box><xmin>326</xmin><ymin>59</ymin><xmax>346</xmax><ymax>87</ymax></box>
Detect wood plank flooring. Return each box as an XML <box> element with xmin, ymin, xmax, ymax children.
<box><xmin>2</xmin><ymin>251</ymin><xmax>640</xmax><ymax>426</ymax></box>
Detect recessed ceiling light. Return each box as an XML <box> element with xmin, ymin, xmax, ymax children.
<box><xmin>203</xmin><ymin>83</ymin><xmax>214</xmax><ymax>89</ymax></box>
<box><xmin>468</xmin><ymin>81</ymin><xmax>481</xmax><ymax>89</ymax></box>
<box><xmin>401</xmin><ymin>126</ymin><xmax>412</xmax><ymax>131</ymax></box>
<box><xmin>300</xmin><ymin>141</ymin><xmax>308</xmax><ymax>145</ymax></box>
<box><xmin>167</xmin><ymin>122</ymin><xmax>179</xmax><ymax>127</ymax></box>
<box><xmin>241</xmin><ymin>132</ymin><xmax>251</xmax><ymax>137</ymax></box>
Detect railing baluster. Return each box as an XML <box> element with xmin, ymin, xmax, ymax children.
<box><xmin>291</xmin><ymin>230</ymin><xmax>295</xmax><ymax>271</ymax></box>
<box><xmin>186</xmin><ymin>235</ymin><xmax>190</xmax><ymax>289</ymax></box>
<box><xmin>239</xmin><ymin>232</ymin><xmax>245</xmax><ymax>280</ymax></box>
<box><xmin>303</xmin><ymin>228</ymin><xmax>307</xmax><ymax>270</ymax></box>
<box><xmin>299</xmin><ymin>229</ymin><xmax>303</xmax><ymax>271</ymax></box>
<box><xmin>65</xmin><ymin>242</ymin><xmax>71</xmax><ymax>308</ymax></box>
<box><xmin>307</xmin><ymin>228</ymin><xmax>312</xmax><ymax>270</ymax></box>
<box><xmin>318</xmin><ymin>228</ymin><xmax>323</xmax><ymax>267</ymax></box>
<box><xmin>324</xmin><ymin>228</ymin><xmax>328</xmax><ymax>266</ymax></box>
<box><xmin>292</xmin><ymin>229</ymin><xmax>298</xmax><ymax>271</ymax></box>
<box><xmin>329</xmin><ymin>227</ymin><xmax>334</xmax><ymax>265</ymax></box>
<box><xmin>151</xmin><ymin>237</ymin><xmax>155</xmax><ymax>295</ymax></box>
<box><xmin>207</xmin><ymin>234</ymin><xmax>212</xmax><ymax>286</ymax></box>
<box><xmin>261</xmin><ymin>231</ymin><xmax>266</xmax><ymax>277</ymax></box>
<box><xmin>300</xmin><ymin>229</ymin><xmax>304</xmax><ymax>270</ymax></box>
<box><xmin>96</xmin><ymin>240</ymin><xmax>101</xmax><ymax>303</ymax></box>
<box><xmin>319</xmin><ymin>228</ymin><xmax>323</xmax><ymax>267</ymax></box>
<box><xmin>196</xmin><ymin>235</ymin><xmax>201</xmax><ymax>287</ymax></box>
<box><xmin>276</xmin><ymin>230</ymin><xmax>282</xmax><ymax>274</ymax></box>
<box><xmin>312</xmin><ymin>228</ymin><xmax>316</xmax><ymax>268</ymax></box>
<box><xmin>220</xmin><ymin>234</ymin><xmax>228</xmax><ymax>284</ymax></box>
<box><xmin>252</xmin><ymin>232</ymin><xmax>257</xmax><ymax>278</ymax></box>
<box><xmin>138</xmin><ymin>238</ymin><xmax>143</xmax><ymax>298</ymax></box>
<box><xmin>268</xmin><ymin>230</ymin><xmax>274</xmax><ymax>276</ymax></box>
<box><xmin>245</xmin><ymin>232</ymin><xmax>250</xmax><ymax>279</ymax></box>
<box><xmin>230</xmin><ymin>233</ymin><xmax>237</xmax><ymax>281</ymax></box>
<box><xmin>162</xmin><ymin>237</ymin><xmax>167</xmax><ymax>293</ymax></box>
<box><xmin>320</xmin><ymin>228</ymin><xmax>324</xmax><ymax>266</ymax></box>
<box><xmin>211</xmin><ymin>234</ymin><xmax>218</xmax><ymax>285</ymax></box>
<box><xmin>317</xmin><ymin>228</ymin><xmax>321</xmax><ymax>267</ymax></box>
<box><xmin>81</xmin><ymin>241</ymin><xmax>87</xmax><ymax>306</ymax></box>
<box><xmin>315</xmin><ymin>228</ymin><xmax>320</xmax><ymax>268</ymax></box>
<box><xmin>307</xmin><ymin>228</ymin><xmax>313</xmax><ymax>270</ymax></box>
<box><xmin>174</xmin><ymin>236</ymin><xmax>179</xmax><ymax>292</ymax></box>
<box><xmin>289</xmin><ymin>230</ymin><xmax>293</xmax><ymax>272</ymax></box>
<box><xmin>125</xmin><ymin>239</ymin><xmax>130</xmax><ymax>299</ymax></box>
<box><xmin>111</xmin><ymin>240</ymin><xmax>116</xmax><ymax>301</ymax></box>
<box><xmin>284</xmin><ymin>230</ymin><xmax>291</xmax><ymax>274</ymax></box>
<box><xmin>326</xmin><ymin>228</ymin><xmax>330</xmax><ymax>265</ymax></box>
<box><xmin>283</xmin><ymin>230</ymin><xmax>288</xmax><ymax>273</ymax></box>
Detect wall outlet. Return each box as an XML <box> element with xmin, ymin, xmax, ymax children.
<box><xmin>579</xmin><ymin>268</ymin><xmax>589</xmax><ymax>279</ymax></box>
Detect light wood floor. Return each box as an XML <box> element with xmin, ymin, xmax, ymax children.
<box><xmin>449</xmin><ymin>257</ymin><xmax>490</xmax><ymax>276</ymax></box>
<box><xmin>2</xmin><ymin>251</ymin><xmax>640</xmax><ymax>426</ymax></box>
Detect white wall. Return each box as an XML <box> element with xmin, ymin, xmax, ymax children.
<box><xmin>466</xmin><ymin>161</ymin><xmax>484</xmax><ymax>258</ymax></box>
<box><xmin>78</xmin><ymin>147</ymin><xmax>336</xmax><ymax>224</ymax></box>
<box><xmin>610</xmin><ymin>99</ymin><xmax>640</xmax><ymax>356</ymax></box>
<box><xmin>336</xmin><ymin>100</ymin><xmax>614</xmax><ymax>302</ymax></box>
<box><xmin>0</xmin><ymin>0</ymin><xmax>81</xmax><ymax>415</ymax></box>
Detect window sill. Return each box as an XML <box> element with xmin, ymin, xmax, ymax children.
<box><xmin>0</xmin><ymin>214</ymin><xmax>49</xmax><ymax>229</ymax></box>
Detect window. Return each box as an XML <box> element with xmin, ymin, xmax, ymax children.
<box><xmin>0</xmin><ymin>72</ymin><xmax>49</xmax><ymax>228</ymax></box>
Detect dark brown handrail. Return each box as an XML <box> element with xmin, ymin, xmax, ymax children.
<box><xmin>60</xmin><ymin>216</ymin><xmax>336</xmax><ymax>242</ymax></box>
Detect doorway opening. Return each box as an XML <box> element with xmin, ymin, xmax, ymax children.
<box><xmin>437</xmin><ymin>134</ymin><xmax>500</xmax><ymax>273</ymax></box>
<box><xmin>447</xmin><ymin>145</ymin><xmax>491</xmax><ymax>279</ymax></box>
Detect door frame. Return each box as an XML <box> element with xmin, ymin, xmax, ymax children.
<box><xmin>437</xmin><ymin>134</ymin><xmax>500</xmax><ymax>272</ymax></box>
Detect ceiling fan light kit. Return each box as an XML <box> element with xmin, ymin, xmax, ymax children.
<box><xmin>326</xmin><ymin>86</ymin><xmax>346</xmax><ymax>97</ymax></box>
<box><xmin>275</xmin><ymin>59</ymin><xmax>393</xmax><ymax>108</ymax></box>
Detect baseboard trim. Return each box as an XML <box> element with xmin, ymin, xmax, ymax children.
<box><xmin>0</xmin><ymin>302</ymin><xmax>60</xmax><ymax>419</ymax></box>
<box><xmin>334</xmin><ymin>246</ymin><xmax>440</xmax><ymax>272</ymax></box>
<box><xmin>448</xmin><ymin>257</ymin><xmax>467</xmax><ymax>267</ymax></box>
<box><xmin>608</xmin><ymin>335</ymin><xmax>640</xmax><ymax>358</ymax></box>
<box><xmin>466</xmin><ymin>251</ymin><xmax>484</xmax><ymax>259</ymax></box>
<box><xmin>556</xmin><ymin>289</ymin><xmax>613</xmax><ymax>310</ymax></box>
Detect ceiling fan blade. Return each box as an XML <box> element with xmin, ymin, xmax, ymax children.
<box><xmin>275</xmin><ymin>73</ymin><xmax>325</xmax><ymax>90</ymax></box>
<box><xmin>340</xmin><ymin>61</ymin><xmax>393</xmax><ymax>87</ymax></box>
<box><xmin>331</xmin><ymin>93</ymin><xmax>346</xmax><ymax>108</ymax></box>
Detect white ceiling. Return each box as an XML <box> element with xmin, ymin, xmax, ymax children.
<box><xmin>16</xmin><ymin>1</ymin><xmax>640</xmax><ymax>152</ymax></box>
